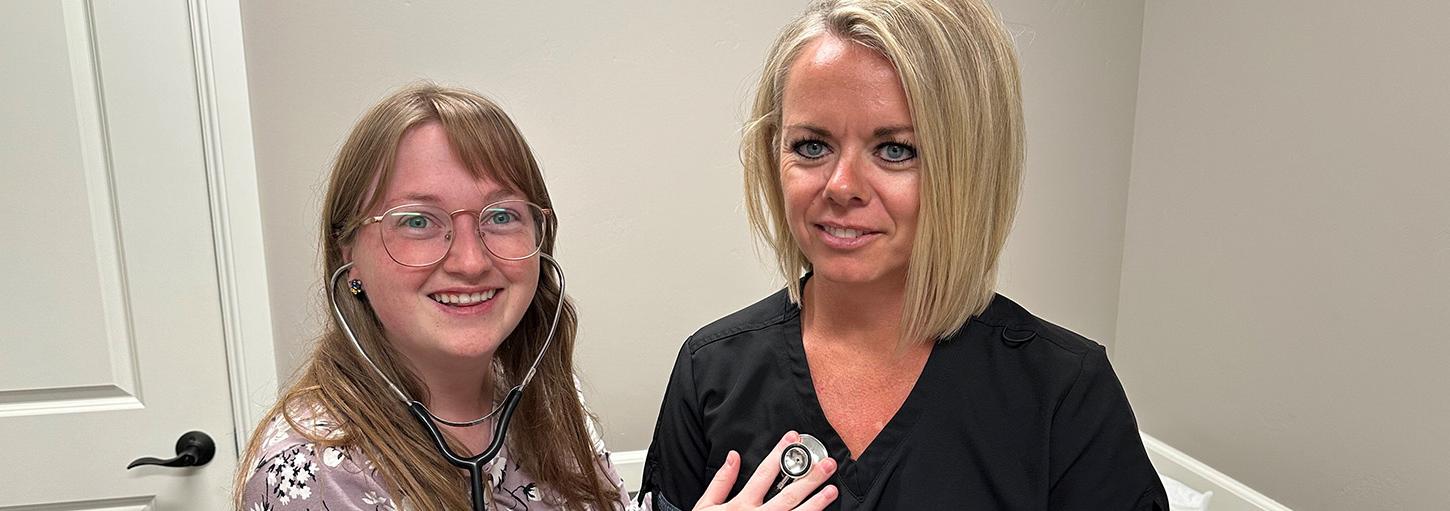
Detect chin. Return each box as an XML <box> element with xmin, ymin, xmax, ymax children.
<box><xmin>436</xmin><ymin>336</ymin><xmax>504</xmax><ymax>361</ymax></box>
<box><xmin>812</xmin><ymin>265</ymin><xmax>887</xmax><ymax>285</ymax></box>
<box><xmin>810</xmin><ymin>259</ymin><xmax>907</xmax><ymax>287</ymax></box>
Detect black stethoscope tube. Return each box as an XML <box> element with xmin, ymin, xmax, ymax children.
<box><xmin>409</xmin><ymin>388</ymin><xmax>522</xmax><ymax>510</ymax></box>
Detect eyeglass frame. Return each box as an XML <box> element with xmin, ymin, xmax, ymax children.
<box><xmin>357</xmin><ymin>199</ymin><xmax>555</xmax><ymax>267</ymax></box>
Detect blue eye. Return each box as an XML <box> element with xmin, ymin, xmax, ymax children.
<box><xmin>878</xmin><ymin>142</ymin><xmax>916</xmax><ymax>163</ymax></box>
<box><xmin>482</xmin><ymin>209</ymin><xmax>519</xmax><ymax>225</ymax></box>
<box><xmin>791</xmin><ymin>140</ymin><xmax>831</xmax><ymax>159</ymax></box>
<box><xmin>396</xmin><ymin>214</ymin><xmax>433</xmax><ymax>230</ymax></box>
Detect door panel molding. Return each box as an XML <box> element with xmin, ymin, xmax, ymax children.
<box><xmin>184</xmin><ymin>0</ymin><xmax>280</xmax><ymax>451</ymax></box>
<box><xmin>63</xmin><ymin>0</ymin><xmax>146</xmax><ymax>410</ymax></box>
<box><xmin>0</xmin><ymin>496</ymin><xmax>155</xmax><ymax>511</ymax></box>
<box><xmin>0</xmin><ymin>385</ymin><xmax>141</xmax><ymax>418</ymax></box>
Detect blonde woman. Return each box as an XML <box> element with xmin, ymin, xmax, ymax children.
<box><xmin>236</xmin><ymin>83</ymin><xmax>837</xmax><ymax>511</ymax></box>
<box><xmin>641</xmin><ymin>1</ymin><xmax>1169</xmax><ymax>509</ymax></box>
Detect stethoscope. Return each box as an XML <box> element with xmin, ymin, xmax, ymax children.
<box><xmin>327</xmin><ymin>253</ymin><xmax>566</xmax><ymax>511</ymax></box>
<box><xmin>773</xmin><ymin>434</ymin><xmax>830</xmax><ymax>495</ymax></box>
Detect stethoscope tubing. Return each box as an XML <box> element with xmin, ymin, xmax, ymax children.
<box><xmin>326</xmin><ymin>252</ymin><xmax>566</xmax><ymax>511</ymax></box>
<box><xmin>409</xmin><ymin>390</ymin><xmax>522</xmax><ymax>510</ymax></box>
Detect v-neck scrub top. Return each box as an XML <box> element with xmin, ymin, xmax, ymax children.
<box><xmin>640</xmin><ymin>288</ymin><xmax>1168</xmax><ymax>510</ymax></box>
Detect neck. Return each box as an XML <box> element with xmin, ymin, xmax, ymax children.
<box><xmin>413</xmin><ymin>356</ymin><xmax>495</xmax><ymax>424</ymax></box>
<box><xmin>414</xmin><ymin>357</ymin><xmax>499</xmax><ymax>454</ymax></box>
<box><xmin>802</xmin><ymin>272</ymin><xmax>911</xmax><ymax>353</ymax></box>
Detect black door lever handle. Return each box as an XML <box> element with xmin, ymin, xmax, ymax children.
<box><xmin>127</xmin><ymin>430</ymin><xmax>216</xmax><ymax>469</ymax></box>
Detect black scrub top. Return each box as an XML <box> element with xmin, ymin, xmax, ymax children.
<box><xmin>641</xmin><ymin>288</ymin><xmax>1168</xmax><ymax>510</ymax></box>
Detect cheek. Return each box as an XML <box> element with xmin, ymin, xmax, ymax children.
<box><xmin>502</xmin><ymin>260</ymin><xmax>542</xmax><ymax>294</ymax></box>
<box><xmin>885</xmin><ymin>176</ymin><xmax>922</xmax><ymax>233</ymax></box>
<box><xmin>780</xmin><ymin>167</ymin><xmax>819</xmax><ymax>216</ymax></box>
<box><xmin>362</xmin><ymin>269</ymin><xmax>427</xmax><ymax>307</ymax></box>
<box><xmin>357</xmin><ymin>271</ymin><xmax>427</xmax><ymax>338</ymax></box>
<box><xmin>349</xmin><ymin>243</ymin><xmax>424</xmax><ymax>308</ymax></box>
<box><xmin>347</xmin><ymin>243</ymin><xmax>387</xmax><ymax>287</ymax></box>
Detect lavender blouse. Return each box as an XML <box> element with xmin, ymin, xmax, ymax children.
<box><xmin>239</xmin><ymin>402</ymin><xmax>635</xmax><ymax>511</ymax></box>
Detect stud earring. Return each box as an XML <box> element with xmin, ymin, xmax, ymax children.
<box><xmin>348</xmin><ymin>279</ymin><xmax>365</xmax><ymax>296</ymax></box>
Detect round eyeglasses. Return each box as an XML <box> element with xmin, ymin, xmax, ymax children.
<box><xmin>360</xmin><ymin>200</ymin><xmax>552</xmax><ymax>266</ymax></box>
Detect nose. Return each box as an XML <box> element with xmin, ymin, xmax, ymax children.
<box><xmin>824</xmin><ymin>152</ymin><xmax>869</xmax><ymax>207</ymax></box>
<box><xmin>440</xmin><ymin>213</ymin><xmax>495</xmax><ymax>277</ymax></box>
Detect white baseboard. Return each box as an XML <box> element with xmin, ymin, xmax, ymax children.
<box><xmin>615</xmin><ymin>434</ymin><xmax>1292</xmax><ymax>510</ymax></box>
<box><xmin>1142</xmin><ymin>432</ymin><xmax>1293</xmax><ymax>511</ymax></box>
<box><xmin>614</xmin><ymin>449</ymin><xmax>647</xmax><ymax>494</ymax></box>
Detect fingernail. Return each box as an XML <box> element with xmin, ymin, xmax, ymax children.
<box><xmin>726</xmin><ymin>450</ymin><xmax>737</xmax><ymax>467</ymax></box>
<box><xmin>821</xmin><ymin>458</ymin><xmax>837</xmax><ymax>472</ymax></box>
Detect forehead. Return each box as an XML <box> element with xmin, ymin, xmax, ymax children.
<box><xmin>781</xmin><ymin>36</ymin><xmax>912</xmax><ymax>127</ymax></box>
<box><xmin>380</xmin><ymin>122</ymin><xmax>520</xmax><ymax>206</ymax></box>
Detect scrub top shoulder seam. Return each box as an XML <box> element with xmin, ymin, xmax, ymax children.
<box><xmin>684</xmin><ymin>289</ymin><xmax>797</xmax><ymax>355</ymax></box>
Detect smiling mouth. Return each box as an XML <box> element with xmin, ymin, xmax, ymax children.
<box><xmin>817</xmin><ymin>224</ymin><xmax>878</xmax><ymax>239</ymax></box>
<box><xmin>822</xmin><ymin>225</ymin><xmax>865</xmax><ymax>238</ymax></box>
<box><xmin>429</xmin><ymin>290</ymin><xmax>498</xmax><ymax>307</ymax></box>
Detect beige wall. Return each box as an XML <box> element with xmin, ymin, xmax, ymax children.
<box><xmin>993</xmin><ymin>0</ymin><xmax>1147</xmax><ymax>354</ymax></box>
<box><xmin>1116</xmin><ymin>1</ymin><xmax>1450</xmax><ymax>509</ymax></box>
<box><xmin>241</xmin><ymin>1</ymin><xmax>1146</xmax><ymax>451</ymax></box>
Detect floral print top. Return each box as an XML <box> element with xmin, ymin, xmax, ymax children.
<box><xmin>239</xmin><ymin>402</ymin><xmax>635</xmax><ymax>510</ymax></box>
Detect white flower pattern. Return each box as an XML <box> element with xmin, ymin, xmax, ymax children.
<box><xmin>323</xmin><ymin>446</ymin><xmax>347</xmax><ymax>468</ymax></box>
<box><xmin>265</xmin><ymin>445</ymin><xmax>317</xmax><ymax>504</ymax></box>
<box><xmin>361</xmin><ymin>491</ymin><xmax>398</xmax><ymax>510</ymax></box>
<box><xmin>487</xmin><ymin>455</ymin><xmax>509</xmax><ymax>485</ymax></box>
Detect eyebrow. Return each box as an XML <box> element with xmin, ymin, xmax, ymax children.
<box><xmin>785</xmin><ymin>124</ymin><xmax>834</xmax><ymax>139</ymax></box>
<box><xmin>481</xmin><ymin>188</ymin><xmax>519</xmax><ymax>203</ymax></box>
<box><xmin>393</xmin><ymin>192</ymin><xmax>444</xmax><ymax>205</ymax></box>
<box><xmin>872</xmin><ymin>125</ymin><xmax>915</xmax><ymax>138</ymax></box>
<box><xmin>389</xmin><ymin>188</ymin><xmax>522</xmax><ymax>207</ymax></box>
<box><xmin>783</xmin><ymin>123</ymin><xmax>916</xmax><ymax>139</ymax></box>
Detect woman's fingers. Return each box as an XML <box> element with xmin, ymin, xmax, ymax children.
<box><xmin>694</xmin><ymin>450</ymin><xmax>742</xmax><ymax>509</ymax></box>
<box><xmin>691</xmin><ymin>431</ymin><xmax>838</xmax><ymax>511</ymax></box>
<box><xmin>737</xmin><ymin>431</ymin><xmax>800</xmax><ymax>502</ymax></box>
<box><xmin>765</xmin><ymin>457</ymin><xmax>838</xmax><ymax>510</ymax></box>
<box><xmin>789</xmin><ymin>484</ymin><xmax>839</xmax><ymax>511</ymax></box>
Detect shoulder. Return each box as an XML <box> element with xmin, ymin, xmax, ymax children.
<box><xmin>955</xmin><ymin>294</ymin><xmax>1116</xmax><ymax>390</ymax></box>
<box><xmin>683</xmin><ymin>287</ymin><xmax>795</xmax><ymax>355</ymax></box>
<box><xmin>969</xmin><ymin>294</ymin><xmax>1104</xmax><ymax>355</ymax></box>
<box><xmin>239</xmin><ymin>405</ymin><xmax>395</xmax><ymax>509</ymax></box>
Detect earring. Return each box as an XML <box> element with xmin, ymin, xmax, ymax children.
<box><xmin>348</xmin><ymin>279</ymin><xmax>365</xmax><ymax>296</ymax></box>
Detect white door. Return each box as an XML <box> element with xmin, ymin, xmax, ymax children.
<box><xmin>1</xmin><ymin>1</ymin><xmax>258</xmax><ymax>508</ymax></box>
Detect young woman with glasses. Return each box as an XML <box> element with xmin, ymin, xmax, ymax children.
<box><xmin>234</xmin><ymin>83</ymin><xmax>836</xmax><ymax>511</ymax></box>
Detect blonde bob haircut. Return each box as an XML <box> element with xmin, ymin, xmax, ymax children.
<box><xmin>743</xmin><ymin>0</ymin><xmax>1025</xmax><ymax>344</ymax></box>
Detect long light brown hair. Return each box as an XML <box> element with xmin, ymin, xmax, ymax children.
<box><xmin>742</xmin><ymin>0</ymin><xmax>1026</xmax><ymax>345</ymax></box>
<box><xmin>235</xmin><ymin>83</ymin><xmax>619</xmax><ymax>510</ymax></box>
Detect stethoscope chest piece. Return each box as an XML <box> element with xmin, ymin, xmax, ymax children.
<box><xmin>776</xmin><ymin>433</ymin><xmax>828</xmax><ymax>489</ymax></box>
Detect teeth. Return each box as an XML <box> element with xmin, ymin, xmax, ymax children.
<box><xmin>430</xmin><ymin>290</ymin><xmax>497</xmax><ymax>305</ymax></box>
<box><xmin>824</xmin><ymin>226</ymin><xmax>863</xmax><ymax>239</ymax></box>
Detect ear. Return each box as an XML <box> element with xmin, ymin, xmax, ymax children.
<box><xmin>340</xmin><ymin>244</ymin><xmax>357</xmax><ymax>279</ymax></box>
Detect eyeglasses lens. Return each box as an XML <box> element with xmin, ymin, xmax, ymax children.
<box><xmin>379</xmin><ymin>201</ymin><xmax>545</xmax><ymax>266</ymax></box>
